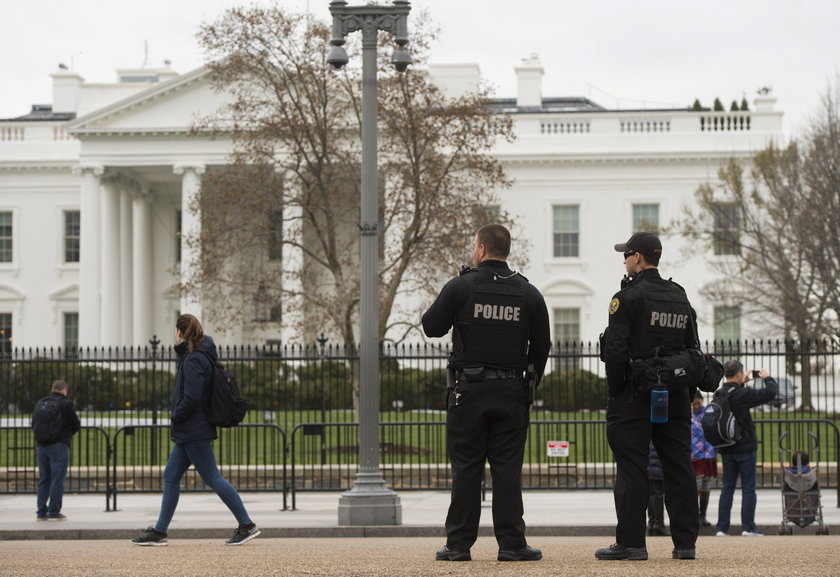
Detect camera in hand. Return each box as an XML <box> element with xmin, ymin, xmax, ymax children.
<box><xmin>752</xmin><ymin>370</ymin><xmax>760</xmax><ymax>379</ymax></box>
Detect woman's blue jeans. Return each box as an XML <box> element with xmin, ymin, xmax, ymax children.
<box><xmin>154</xmin><ymin>439</ymin><xmax>252</xmax><ymax>533</ymax></box>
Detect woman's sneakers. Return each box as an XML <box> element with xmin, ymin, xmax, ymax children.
<box><xmin>131</xmin><ymin>526</ymin><xmax>168</xmax><ymax>546</ymax></box>
<box><xmin>130</xmin><ymin>523</ymin><xmax>260</xmax><ymax>546</ymax></box>
<box><xmin>225</xmin><ymin>523</ymin><xmax>261</xmax><ymax>545</ymax></box>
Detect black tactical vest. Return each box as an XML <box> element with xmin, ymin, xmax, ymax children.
<box><xmin>633</xmin><ymin>280</ymin><xmax>692</xmax><ymax>359</ymax></box>
<box><xmin>451</xmin><ymin>269</ymin><xmax>530</xmax><ymax>368</ymax></box>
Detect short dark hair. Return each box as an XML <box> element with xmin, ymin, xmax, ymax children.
<box><xmin>723</xmin><ymin>360</ymin><xmax>744</xmax><ymax>379</ymax></box>
<box><xmin>51</xmin><ymin>380</ymin><xmax>69</xmax><ymax>393</ymax></box>
<box><xmin>791</xmin><ymin>451</ymin><xmax>810</xmax><ymax>468</ymax></box>
<box><xmin>476</xmin><ymin>224</ymin><xmax>511</xmax><ymax>259</ymax></box>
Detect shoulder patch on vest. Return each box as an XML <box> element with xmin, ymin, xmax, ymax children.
<box><xmin>609</xmin><ymin>298</ymin><xmax>620</xmax><ymax>315</ymax></box>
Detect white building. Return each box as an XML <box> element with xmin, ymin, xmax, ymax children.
<box><xmin>0</xmin><ymin>57</ymin><xmax>783</xmax><ymax>349</ymax></box>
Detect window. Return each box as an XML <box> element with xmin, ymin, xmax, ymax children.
<box><xmin>553</xmin><ymin>205</ymin><xmax>579</xmax><ymax>257</ymax></box>
<box><xmin>0</xmin><ymin>313</ymin><xmax>11</xmax><ymax>357</ymax></box>
<box><xmin>713</xmin><ymin>203</ymin><xmax>740</xmax><ymax>255</ymax></box>
<box><xmin>474</xmin><ymin>204</ymin><xmax>500</xmax><ymax>223</ymax></box>
<box><xmin>0</xmin><ymin>212</ymin><xmax>12</xmax><ymax>263</ymax></box>
<box><xmin>268</xmin><ymin>210</ymin><xmax>283</xmax><ymax>261</ymax></box>
<box><xmin>64</xmin><ymin>312</ymin><xmax>79</xmax><ymax>352</ymax></box>
<box><xmin>175</xmin><ymin>210</ymin><xmax>182</xmax><ymax>263</ymax></box>
<box><xmin>554</xmin><ymin>308</ymin><xmax>581</xmax><ymax>344</ymax></box>
<box><xmin>269</xmin><ymin>304</ymin><xmax>282</xmax><ymax>323</ymax></box>
<box><xmin>554</xmin><ymin>307</ymin><xmax>580</xmax><ymax>371</ymax></box>
<box><xmin>632</xmin><ymin>204</ymin><xmax>659</xmax><ymax>232</ymax></box>
<box><xmin>64</xmin><ymin>210</ymin><xmax>80</xmax><ymax>263</ymax></box>
<box><xmin>714</xmin><ymin>306</ymin><xmax>741</xmax><ymax>345</ymax></box>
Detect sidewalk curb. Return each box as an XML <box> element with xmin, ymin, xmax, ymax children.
<box><xmin>1</xmin><ymin>525</ymin><xmax>804</xmax><ymax>541</ymax></box>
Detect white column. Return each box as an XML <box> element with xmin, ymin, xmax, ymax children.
<box><xmin>100</xmin><ymin>177</ymin><xmax>121</xmax><ymax>345</ymax></box>
<box><xmin>132</xmin><ymin>191</ymin><xmax>153</xmax><ymax>345</ymax></box>
<box><xmin>120</xmin><ymin>189</ymin><xmax>134</xmax><ymax>345</ymax></box>
<box><xmin>174</xmin><ymin>164</ymin><xmax>205</xmax><ymax>319</ymax></box>
<box><xmin>76</xmin><ymin>165</ymin><xmax>103</xmax><ymax>347</ymax></box>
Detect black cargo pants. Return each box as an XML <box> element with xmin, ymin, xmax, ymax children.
<box><xmin>606</xmin><ymin>386</ymin><xmax>699</xmax><ymax>550</ymax></box>
<box><xmin>444</xmin><ymin>376</ymin><xmax>529</xmax><ymax>552</ymax></box>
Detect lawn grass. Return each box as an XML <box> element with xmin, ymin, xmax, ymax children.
<box><xmin>2</xmin><ymin>410</ymin><xmax>835</xmax><ymax>469</ymax></box>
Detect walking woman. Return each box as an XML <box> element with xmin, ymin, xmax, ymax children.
<box><xmin>131</xmin><ymin>314</ymin><xmax>260</xmax><ymax>546</ymax></box>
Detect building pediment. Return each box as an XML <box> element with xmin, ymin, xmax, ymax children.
<box><xmin>543</xmin><ymin>278</ymin><xmax>595</xmax><ymax>298</ymax></box>
<box><xmin>49</xmin><ymin>283</ymin><xmax>79</xmax><ymax>301</ymax></box>
<box><xmin>0</xmin><ymin>283</ymin><xmax>25</xmax><ymax>302</ymax></box>
<box><xmin>67</xmin><ymin>66</ymin><xmax>229</xmax><ymax>137</ymax></box>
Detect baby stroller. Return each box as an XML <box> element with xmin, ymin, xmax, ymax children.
<box><xmin>777</xmin><ymin>431</ymin><xmax>829</xmax><ymax>535</ymax></box>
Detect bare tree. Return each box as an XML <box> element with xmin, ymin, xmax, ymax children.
<box><xmin>675</xmin><ymin>84</ymin><xmax>840</xmax><ymax>409</ymax></box>
<box><xmin>189</xmin><ymin>5</ymin><xmax>517</xmax><ymax>349</ymax></box>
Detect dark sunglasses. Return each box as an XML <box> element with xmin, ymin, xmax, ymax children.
<box><xmin>623</xmin><ymin>250</ymin><xmax>637</xmax><ymax>259</ymax></box>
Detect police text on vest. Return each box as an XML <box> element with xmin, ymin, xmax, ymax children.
<box><xmin>650</xmin><ymin>312</ymin><xmax>688</xmax><ymax>329</ymax></box>
<box><xmin>474</xmin><ymin>304</ymin><xmax>521</xmax><ymax>321</ymax></box>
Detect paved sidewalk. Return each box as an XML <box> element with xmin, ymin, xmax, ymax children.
<box><xmin>2</xmin><ymin>536</ymin><xmax>840</xmax><ymax>577</ymax></box>
<box><xmin>1</xmin><ymin>488</ymin><xmax>836</xmax><ymax>540</ymax></box>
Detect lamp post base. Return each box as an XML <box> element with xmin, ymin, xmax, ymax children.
<box><xmin>337</xmin><ymin>472</ymin><xmax>402</xmax><ymax>526</ymax></box>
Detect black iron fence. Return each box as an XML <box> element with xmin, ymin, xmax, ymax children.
<box><xmin>1</xmin><ymin>340</ymin><xmax>838</xmax><ymax>504</ymax></box>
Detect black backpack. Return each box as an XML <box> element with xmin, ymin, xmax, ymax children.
<box><xmin>701</xmin><ymin>384</ymin><xmax>742</xmax><ymax>448</ymax></box>
<box><xmin>194</xmin><ymin>349</ymin><xmax>248</xmax><ymax>428</ymax></box>
<box><xmin>32</xmin><ymin>396</ymin><xmax>65</xmax><ymax>444</ymax></box>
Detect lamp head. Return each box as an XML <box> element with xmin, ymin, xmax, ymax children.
<box><xmin>327</xmin><ymin>44</ymin><xmax>349</xmax><ymax>70</ymax></box>
<box><xmin>391</xmin><ymin>45</ymin><xmax>412</xmax><ymax>73</ymax></box>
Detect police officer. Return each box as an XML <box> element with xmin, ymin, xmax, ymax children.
<box><xmin>422</xmin><ymin>224</ymin><xmax>550</xmax><ymax>562</ymax></box>
<box><xmin>596</xmin><ymin>232</ymin><xmax>700</xmax><ymax>561</ymax></box>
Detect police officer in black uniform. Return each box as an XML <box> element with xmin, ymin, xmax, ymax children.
<box><xmin>596</xmin><ymin>232</ymin><xmax>700</xmax><ymax>561</ymax></box>
<box><xmin>422</xmin><ymin>224</ymin><xmax>550</xmax><ymax>563</ymax></box>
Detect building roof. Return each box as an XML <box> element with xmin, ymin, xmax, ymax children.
<box><xmin>1</xmin><ymin>105</ymin><xmax>76</xmax><ymax>122</ymax></box>
<box><xmin>485</xmin><ymin>97</ymin><xmax>692</xmax><ymax>115</ymax></box>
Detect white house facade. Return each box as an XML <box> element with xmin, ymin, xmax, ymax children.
<box><xmin>0</xmin><ymin>57</ymin><xmax>783</xmax><ymax>350</ymax></box>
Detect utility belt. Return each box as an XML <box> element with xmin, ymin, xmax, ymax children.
<box><xmin>446</xmin><ymin>363</ymin><xmax>536</xmax><ymax>406</ymax></box>
<box><xmin>453</xmin><ymin>367</ymin><xmax>522</xmax><ymax>384</ymax></box>
<box><xmin>629</xmin><ymin>346</ymin><xmax>706</xmax><ymax>393</ymax></box>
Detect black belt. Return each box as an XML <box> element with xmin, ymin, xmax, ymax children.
<box><xmin>454</xmin><ymin>367</ymin><xmax>523</xmax><ymax>385</ymax></box>
<box><xmin>483</xmin><ymin>368</ymin><xmax>522</xmax><ymax>380</ymax></box>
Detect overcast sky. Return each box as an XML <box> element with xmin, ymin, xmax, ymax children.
<box><xmin>2</xmin><ymin>0</ymin><xmax>838</xmax><ymax>136</ymax></box>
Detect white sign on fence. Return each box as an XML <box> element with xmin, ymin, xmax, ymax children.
<box><xmin>547</xmin><ymin>440</ymin><xmax>570</xmax><ymax>457</ymax></box>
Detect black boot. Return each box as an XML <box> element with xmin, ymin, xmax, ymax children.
<box><xmin>699</xmin><ymin>490</ymin><xmax>711</xmax><ymax>527</ymax></box>
<box><xmin>649</xmin><ymin>494</ymin><xmax>670</xmax><ymax>536</ymax></box>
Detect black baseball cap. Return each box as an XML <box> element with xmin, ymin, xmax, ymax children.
<box><xmin>614</xmin><ymin>232</ymin><xmax>662</xmax><ymax>260</ymax></box>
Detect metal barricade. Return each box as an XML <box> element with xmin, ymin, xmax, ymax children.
<box><xmin>0</xmin><ymin>425</ymin><xmax>111</xmax><ymax>510</ymax></box>
<box><xmin>110</xmin><ymin>424</ymin><xmax>287</xmax><ymax>511</ymax></box>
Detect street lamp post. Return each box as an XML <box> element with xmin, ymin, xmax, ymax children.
<box><xmin>327</xmin><ymin>0</ymin><xmax>410</xmax><ymax>526</ymax></box>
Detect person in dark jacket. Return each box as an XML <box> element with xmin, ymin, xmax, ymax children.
<box><xmin>647</xmin><ymin>443</ymin><xmax>670</xmax><ymax>536</ymax></box>
<box><xmin>422</xmin><ymin>224</ymin><xmax>550</xmax><ymax>562</ymax></box>
<box><xmin>131</xmin><ymin>314</ymin><xmax>259</xmax><ymax>547</ymax></box>
<box><xmin>32</xmin><ymin>379</ymin><xmax>81</xmax><ymax>520</ymax></box>
<box><xmin>715</xmin><ymin>360</ymin><xmax>777</xmax><ymax>537</ymax></box>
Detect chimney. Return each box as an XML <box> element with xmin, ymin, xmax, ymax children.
<box><xmin>753</xmin><ymin>87</ymin><xmax>777</xmax><ymax>112</ymax></box>
<box><xmin>51</xmin><ymin>66</ymin><xmax>84</xmax><ymax>114</ymax></box>
<box><xmin>157</xmin><ymin>59</ymin><xmax>179</xmax><ymax>82</ymax></box>
<box><xmin>515</xmin><ymin>54</ymin><xmax>543</xmax><ymax>109</ymax></box>
<box><xmin>428</xmin><ymin>63</ymin><xmax>481</xmax><ymax>99</ymax></box>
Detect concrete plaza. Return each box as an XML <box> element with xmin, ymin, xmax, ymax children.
<box><xmin>1</xmin><ymin>488</ymin><xmax>838</xmax><ymax>575</ymax></box>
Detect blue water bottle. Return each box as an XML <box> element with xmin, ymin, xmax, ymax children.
<box><xmin>650</xmin><ymin>386</ymin><xmax>668</xmax><ymax>423</ymax></box>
